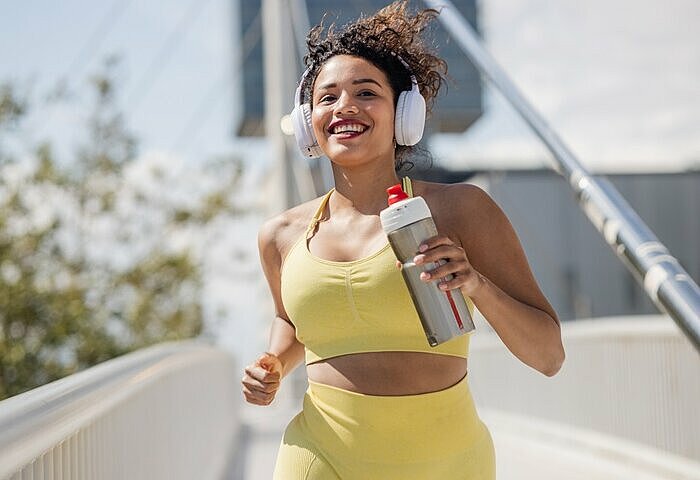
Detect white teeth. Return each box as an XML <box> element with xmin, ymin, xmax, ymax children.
<box><xmin>332</xmin><ymin>124</ymin><xmax>366</xmax><ymax>134</ymax></box>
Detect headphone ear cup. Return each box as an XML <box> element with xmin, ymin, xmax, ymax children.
<box><xmin>292</xmin><ymin>102</ymin><xmax>323</xmax><ymax>158</ymax></box>
<box><xmin>394</xmin><ymin>88</ymin><xmax>426</xmax><ymax>146</ymax></box>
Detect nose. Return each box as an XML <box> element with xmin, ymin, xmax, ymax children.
<box><xmin>334</xmin><ymin>91</ymin><xmax>359</xmax><ymax>115</ymax></box>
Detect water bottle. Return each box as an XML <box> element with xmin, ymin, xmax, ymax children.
<box><xmin>380</xmin><ymin>183</ymin><xmax>475</xmax><ymax>346</ymax></box>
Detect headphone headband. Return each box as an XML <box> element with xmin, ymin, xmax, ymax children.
<box><xmin>390</xmin><ymin>52</ymin><xmax>419</xmax><ymax>91</ymax></box>
<box><xmin>295</xmin><ymin>66</ymin><xmax>313</xmax><ymax>110</ymax></box>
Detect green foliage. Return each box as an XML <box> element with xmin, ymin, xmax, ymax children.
<box><xmin>0</xmin><ymin>60</ymin><xmax>239</xmax><ymax>400</ymax></box>
<box><xmin>0</xmin><ymin>83</ymin><xmax>27</xmax><ymax>129</ymax></box>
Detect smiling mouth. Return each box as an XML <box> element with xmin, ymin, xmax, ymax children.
<box><xmin>329</xmin><ymin>123</ymin><xmax>368</xmax><ymax>136</ymax></box>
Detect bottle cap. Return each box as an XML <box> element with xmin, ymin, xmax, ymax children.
<box><xmin>380</xmin><ymin>188</ymin><xmax>432</xmax><ymax>234</ymax></box>
<box><xmin>387</xmin><ymin>184</ymin><xmax>409</xmax><ymax>205</ymax></box>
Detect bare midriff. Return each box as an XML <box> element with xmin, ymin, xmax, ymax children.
<box><xmin>306</xmin><ymin>351</ymin><xmax>468</xmax><ymax>396</ymax></box>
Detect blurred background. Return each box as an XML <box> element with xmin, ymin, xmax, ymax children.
<box><xmin>0</xmin><ymin>1</ymin><xmax>698</xmax><ymax>478</ymax></box>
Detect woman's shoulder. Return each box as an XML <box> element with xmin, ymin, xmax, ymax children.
<box><xmin>257</xmin><ymin>194</ymin><xmax>329</xmax><ymax>260</ymax></box>
<box><xmin>414</xmin><ymin>179</ymin><xmax>493</xmax><ymax>216</ymax></box>
<box><xmin>413</xmin><ymin>179</ymin><xmax>503</xmax><ymax>241</ymax></box>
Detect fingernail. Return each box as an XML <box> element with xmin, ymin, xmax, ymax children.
<box><xmin>414</xmin><ymin>255</ymin><xmax>424</xmax><ymax>264</ymax></box>
<box><xmin>420</xmin><ymin>272</ymin><xmax>430</xmax><ymax>280</ymax></box>
<box><xmin>419</xmin><ymin>244</ymin><xmax>428</xmax><ymax>252</ymax></box>
<box><xmin>439</xmin><ymin>283</ymin><xmax>448</xmax><ymax>290</ymax></box>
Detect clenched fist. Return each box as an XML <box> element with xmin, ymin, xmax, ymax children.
<box><xmin>242</xmin><ymin>352</ymin><xmax>283</xmax><ymax>406</ymax></box>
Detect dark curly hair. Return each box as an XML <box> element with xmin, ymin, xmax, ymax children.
<box><xmin>302</xmin><ymin>1</ymin><xmax>447</xmax><ymax>171</ymax></box>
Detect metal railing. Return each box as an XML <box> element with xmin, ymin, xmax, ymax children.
<box><xmin>423</xmin><ymin>0</ymin><xmax>700</xmax><ymax>351</ymax></box>
<box><xmin>0</xmin><ymin>342</ymin><xmax>239</xmax><ymax>480</ymax></box>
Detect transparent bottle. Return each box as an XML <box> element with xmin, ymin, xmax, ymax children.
<box><xmin>380</xmin><ymin>184</ymin><xmax>475</xmax><ymax>346</ymax></box>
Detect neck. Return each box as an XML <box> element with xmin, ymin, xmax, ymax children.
<box><xmin>329</xmin><ymin>162</ymin><xmax>402</xmax><ymax>216</ymax></box>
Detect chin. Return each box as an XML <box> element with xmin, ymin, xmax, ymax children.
<box><xmin>325</xmin><ymin>144</ymin><xmax>364</xmax><ymax>163</ymax></box>
<box><xmin>328</xmin><ymin>153</ymin><xmax>365</xmax><ymax>169</ymax></box>
<box><xmin>326</xmin><ymin>143</ymin><xmax>393</xmax><ymax>168</ymax></box>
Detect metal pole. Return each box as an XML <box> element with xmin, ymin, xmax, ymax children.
<box><xmin>423</xmin><ymin>0</ymin><xmax>700</xmax><ymax>351</ymax></box>
<box><xmin>288</xmin><ymin>0</ymin><xmax>333</xmax><ymax>197</ymax></box>
<box><xmin>262</xmin><ymin>0</ymin><xmax>294</xmax><ymax>213</ymax></box>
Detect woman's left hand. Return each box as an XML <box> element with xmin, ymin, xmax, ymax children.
<box><xmin>413</xmin><ymin>235</ymin><xmax>484</xmax><ymax>297</ymax></box>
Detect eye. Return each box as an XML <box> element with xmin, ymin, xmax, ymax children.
<box><xmin>318</xmin><ymin>94</ymin><xmax>336</xmax><ymax>104</ymax></box>
<box><xmin>358</xmin><ymin>90</ymin><xmax>377</xmax><ymax>97</ymax></box>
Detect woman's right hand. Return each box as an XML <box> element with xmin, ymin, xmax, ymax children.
<box><xmin>242</xmin><ymin>352</ymin><xmax>283</xmax><ymax>406</ymax></box>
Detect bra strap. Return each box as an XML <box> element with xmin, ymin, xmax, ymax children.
<box><xmin>402</xmin><ymin>176</ymin><xmax>413</xmax><ymax>197</ymax></box>
<box><xmin>306</xmin><ymin>188</ymin><xmax>335</xmax><ymax>236</ymax></box>
<box><xmin>307</xmin><ymin>180</ymin><xmax>410</xmax><ymax>236</ymax></box>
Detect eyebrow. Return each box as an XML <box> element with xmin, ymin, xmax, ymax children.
<box><xmin>317</xmin><ymin>78</ymin><xmax>383</xmax><ymax>91</ymax></box>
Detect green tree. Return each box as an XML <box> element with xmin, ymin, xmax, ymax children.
<box><xmin>0</xmin><ymin>59</ymin><xmax>242</xmax><ymax>400</ymax></box>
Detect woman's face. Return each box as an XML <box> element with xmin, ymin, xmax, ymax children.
<box><xmin>310</xmin><ymin>55</ymin><xmax>396</xmax><ymax>168</ymax></box>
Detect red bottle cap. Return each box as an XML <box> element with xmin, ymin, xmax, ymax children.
<box><xmin>386</xmin><ymin>184</ymin><xmax>409</xmax><ymax>205</ymax></box>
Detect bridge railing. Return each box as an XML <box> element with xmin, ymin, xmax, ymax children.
<box><xmin>469</xmin><ymin>315</ymin><xmax>700</xmax><ymax>464</ymax></box>
<box><xmin>0</xmin><ymin>342</ymin><xmax>239</xmax><ymax>480</ymax></box>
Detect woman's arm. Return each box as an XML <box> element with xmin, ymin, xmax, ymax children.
<box><xmin>242</xmin><ymin>217</ymin><xmax>305</xmax><ymax>406</ymax></box>
<box><xmin>418</xmin><ymin>184</ymin><xmax>565</xmax><ymax>376</ymax></box>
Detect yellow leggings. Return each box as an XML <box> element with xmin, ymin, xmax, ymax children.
<box><xmin>273</xmin><ymin>374</ymin><xmax>496</xmax><ymax>479</ymax></box>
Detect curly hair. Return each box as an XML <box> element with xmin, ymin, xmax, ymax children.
<box><xmin>302</xmin><ymin>1</ymin><xmax>447</xmax><ymax>170</ymax></box>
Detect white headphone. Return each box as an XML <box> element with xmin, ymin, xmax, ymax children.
<box><xmin>290</xmin><ymin>54</ymin><xmax>427</xmax><ymax>158</ymax></box>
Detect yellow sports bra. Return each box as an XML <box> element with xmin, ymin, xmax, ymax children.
<box><xmin>280</xmin><ymin>177</ymin><xmax>473</xmax><ymax>365</ymax></box>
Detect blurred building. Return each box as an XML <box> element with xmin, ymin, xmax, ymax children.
<box><xmin>236</xmin><ymin>0</ymin><xmax>266</xmax><ymax>136</ymax></box>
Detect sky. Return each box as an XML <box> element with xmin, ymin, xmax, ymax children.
<box><xmin>1</xmin><ymin>0</ymin><xmax>699</xmax><ymax>174</ymax></box>
<box><xmin>1</xmin><ymin>0</ymin><xmax>260</xmax><ymax>167</ymax></box>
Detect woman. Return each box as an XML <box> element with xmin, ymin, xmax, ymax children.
<box><xmin>241</xmin><ymin>2</ymin><xmax>565</xmax><ymax>478</ymax></box>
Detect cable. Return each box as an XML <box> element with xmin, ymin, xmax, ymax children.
<box><xmin>125</xmin><ymin>0</ymin><xmax>217</xmax><ymax>116</ymax></box>
<box><xmin>170</xmin><ymin>3</ymin><xmax>262</xmax><ymax>153</ymax></box>
<box><xmin>61</xmin><ymin>0</ymin><xmax>134</xmax><ymax>83</ymax></box>
<box><xmin>171</xmin><ymin>76</ymin><xmax>232</xmax><ymax>154</ymax></box>
<box><xmin>33</xmin><ymin>0</ymin><xmax>133</xmax><ymax>139</ymax></box>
